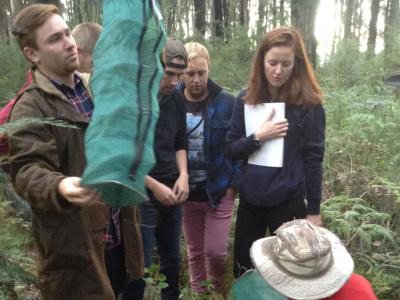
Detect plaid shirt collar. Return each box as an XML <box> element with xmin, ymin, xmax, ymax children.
<box><xmin>50</xmin><ymin>73</ymin><xmax>93</xmax><ymax>120</ymax></box>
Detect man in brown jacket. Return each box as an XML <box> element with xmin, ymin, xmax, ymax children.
<box><xmin>9</xmin><ymin>4</ymin><xmax>143</xmax><ymax>299</ymax></box>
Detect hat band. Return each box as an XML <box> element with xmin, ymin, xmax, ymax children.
<box><xmin>273</xmin><ymin>251</ymin><xmax>334</xmax><ymax>279</ymax></box>
<box><xmin>166</xmin><ymin>62</ymin><xmax>186</xmax><ymax>69</ymax></box>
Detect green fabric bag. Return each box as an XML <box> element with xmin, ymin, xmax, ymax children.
<box><xmin>230</xmin><ymin>269</ymin><xmax>288</xmax><ymax>300</ymax></box>
<box><xmin>81</xmin><ymin>0</ymin><xmax>166</xmax><ymax>207</ymax></box>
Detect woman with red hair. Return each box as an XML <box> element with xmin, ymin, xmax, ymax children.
<box><xmin>225</xmin><ymin>27</ymin><xmax>326</xmax><ymax>277</ymax></box>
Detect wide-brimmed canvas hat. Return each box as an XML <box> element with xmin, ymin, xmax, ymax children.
<box><xmin>250</xmin><ymin>219</ymin><xmax>354</xmax><ymax>300</ymax></box>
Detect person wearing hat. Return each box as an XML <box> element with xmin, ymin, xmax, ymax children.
<box><xmin>231</xmin><ymin>219</ymin><xmax>378</xmax><ymax>300</ymax></box>
<box><xmin>140</xmin><ymin>38</ymin><xmax>189</xmax><ymax>300</ymax></box>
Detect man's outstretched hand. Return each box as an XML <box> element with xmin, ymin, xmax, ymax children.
<box><xmin>58</xmin><ymin>177</ymin><xmax>104</xmax><ymax>207</ymax></box>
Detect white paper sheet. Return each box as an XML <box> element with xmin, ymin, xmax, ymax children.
<box><xmin>244</xmin><ymin>102</ymin><xmax>285</xmax><ymax>167</ymax></box>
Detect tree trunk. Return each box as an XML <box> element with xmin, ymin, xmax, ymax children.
<box><xmin>223</xmin><ymin>0</ymin><xmax>230</xmax><ymax>39</ymax></box>
<box><xmin>257</xmin><ymin>0</ymin><xmax>266</xmax><ymax>35</ymax></box>
<box><xmin>239</xmin><ymin>0</ymin><xmax>249</xmax><ymax>28</ymax></box>
<box><xmin>279</xmin><ymin>0</ymin><xmax>286</xmax><ymax>26</ymax></box>
<box><xmin>344</xmin><ymin>0</ymin><xmax>354</xmax><ymax>39</ymax></box>
<box><xmin>184</xmin><ymin>0</ymin><xmax>190</xmax><ymax>38</ymax></box>
<box><xmin>0</xmin><ymin>0</ymin><xmax>10</xmax><ymax>42</ymax></box>
<box><xmin>168</xmin><ymin>0</ymin><xmax>178</xmax><ymax>35</ymax></box>
<box><xmin>353</xmin><ymin>0</ymin><xmax>364</xmax><ymax>42</ymax></box>
<box><xmin>272</xmin><ymin>0</ymin><xmax>277</xmax><ymax>28</ymax></box>
<box><xmin>194</xmin><ymin>0</ymin><xmax>206</xmax><ymax>36</ymax></box>
<box><xmin>330</xmin><ymin>0</ymin><xmax>341</xmax><ymax>56</ymax></box>
<box><xmin>384</xmin><ymin>0</ymin><xmax>400</xmax><ymax>55</ymax></box>
<box><xmin>291</xmin><ymin>0</ymin><xmax>319</xmax><ymax>68</ymax></box>
<box><xmin>66</xmin><ymin>0</ymin><xmax>82</xmax><ymax>27</ymax></box>
<box><xmin>214</xmin><ymin>0</ymin><xmax>224</xmax><ymax>38</ymax></box>
<box><xmin>74</xmin><ymin>0</ymin><xmax>83</xmax><ymax>24</ymax></box>
<box><xmin>177</xmin><ymin>0</ymin><xmax>184</xmax><ymax>37</ymax></box>
<box><xmin>367</xmin><ymin>0</ymin><xmax>381</xmax><ymax>56</ymax></box>
<box><xmin>290</xmin><ymin>0</ymin><xmax>298</xmax><ymax>26</ymax></box>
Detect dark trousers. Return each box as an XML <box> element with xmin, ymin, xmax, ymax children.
<box><xmin>140</xmin><ymin>201</ymin><xmax>182</xmax><ymax>300</ymax></box>
<box><xmin>105</xmin><ymin>244</ymin><xmax>145</xmax><ymax>299</ymax></box>
<box><xmin>233</xmin><ymin>191</ymin><xmax>307</xmax><ymax>278</ymax></box>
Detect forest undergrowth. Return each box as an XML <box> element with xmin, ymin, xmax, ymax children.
<box><xmin>0</xmin><ymin>38</ymin><xmax>399</xmax><ymax>299</ymax></box>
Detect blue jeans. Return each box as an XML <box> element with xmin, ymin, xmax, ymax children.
<box><xmin>140</xmin><ymin>201</ymin><xmax>182</xmax><ymax>300</ymax></box>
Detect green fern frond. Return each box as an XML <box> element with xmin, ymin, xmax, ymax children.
<box><xmin>359</xmin><ymin>224</ymin><xmax>394</xmax><ymax>243</ymax></box>
<box><xmin>343</xmin><ymin>210</ymin><xmax>361</xmax><ymax>221</ymax></box>
<box><xmin>0</xmin><ymin>117</ymin><xmax>77</xmax><ymax>135</ymax></box>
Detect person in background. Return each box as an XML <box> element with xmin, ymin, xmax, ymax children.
<box><xmin>176</xmin><ymin>42</ymin><xmax>239</xmax><ymax>298</ymax></box>
<box><xmin>140</xmin><ymin>38</ymin><xmax>189</xmax><ymax>300</ymax></box>
<box><xmin>225</xmin><ymin>27</ymin><xmax>326</xmax><ymax>277</ymax></box>
<box><xmin>71</xmin><ymin>22</ymin><xmax>145</xmax><ymax>300</ymax></box>
<box><xmin>71</xmin><ymin>22</ymin><xmax>102</xmax><ymax>77</ymax></box>
<box><xmin>231</xmin><ymin>219</ymin><xmax>378</xmax><ymax>300</ymax></box>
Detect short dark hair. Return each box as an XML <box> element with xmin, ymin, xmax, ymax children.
<box><xmin>11</xmin><ymin>4</ymin><xmax>60</xmax><ymax>51</ymax></box>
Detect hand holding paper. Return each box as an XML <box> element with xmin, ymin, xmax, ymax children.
<box><xmin>245</xmin><ymin>103</ymin><xmax>286</xmax><ymax>167</ymax></box>
<box><xmin>254</xmin><ymin>107</ymin><xmax>288</xmax><ymax>142</ymax></box>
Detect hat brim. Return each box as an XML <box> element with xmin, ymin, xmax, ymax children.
<box><xmin>250</xmin><ymin>228</ymin><xmax>354</xmax><ymax>300</ymax></box>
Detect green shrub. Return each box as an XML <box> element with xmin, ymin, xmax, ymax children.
<box><xmin>319</xmin><ymin>39</ymin><xmax>392</xmax><ymax>92</ymax></box>
<box><xmin>323</xmin><ymin>86</ymin><xmax>400</xmax><ymax>197</ymax></box>
<box><xmin>322</xmin><ymin>195</ymin><xmax>400</xmax><ymax>299</ymax></box>
<box><xmin>0</xmin><ymin>41</ymin><xmax>29</xmax><ymax>104</ymax></box>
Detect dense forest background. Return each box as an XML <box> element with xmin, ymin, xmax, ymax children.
<box><xmin>0</xmin><ymin>1</ymin><xmax>400</xmax><ymax>299</ymax></box>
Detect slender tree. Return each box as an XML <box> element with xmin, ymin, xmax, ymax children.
<box><xmin>184</xmin><ymin>0</ymin><xmax>191</xmax><ymax>37</ymax></box>
<box><xmin>193</xmin><ymin>0</ymin><xmax>206</xmax><ymax>36</ymax></box>
<box><xmin>214</xmin><ymin>0</ymin><xmax>224</xmax><ymax>38</ymax></box>
<box><xmin>367</xmin><ymin>0</ymin><xmax>381</xmax><ymax>56</ymax></box>
<box><xmin>330</xmin><ymin>0</ymin><xmax>342</xmax><ymax>56</ymax></box>
<box><xmin>223</xmin><ymin>0</ymin><xmax>230</xmax><ymax>39</ymax></box>
<box><xmin>384</xmin><ymin>0</ymin><xmax>400</xmax><ymax>54</ymax></box>
<box><xmin>1</xmin><ymin>0</ymin><xmax>10</xmax><ymax>42</ymax></box>
<box><xmin>239</xmin><ymin>0</ymin><xmax>249</xmax><ymax>28</ymax></box>
<box><xmin>353</xmin><ymin>0</ymin><xmax>364</xmax><ymax>41</ymax></box>
<box><xmin>257</xmin><ymin>0</ymin><xmax>267</xmax><ymax>35</ymax></box>
<box><xmin>272</xmin><ymin>0</ymin><xmax>277</xmax><ymax>28</ymax></box>
<box><xmin>291</xmin><ymin>0</ymin><xmax>320</xmax><ymax>67</ymax></box>
<box><xmin>290</xmin><ymin>0</ymin><xmax>298</xmax><ymax>26</ymax></box>
<box><xmin>279</xmin><ymin>0</ymin><xmax>286</xmax><ymax>26</ymax></box>
<box><xmin>344</xmin><ymin>0</ymin><xmax>355</xmax><ymax>39</ymax></box>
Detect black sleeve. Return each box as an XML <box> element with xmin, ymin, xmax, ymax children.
<box><xmin>303</xmin><ymin>105</ymin><xmax>326</xmax><ymax>215</ymax></box>
<box><xmin>225</xmin><ymin>91</ymin><xmax>259</xmax><ymax>160</ymax></box>
<box><xmin>174</xmin><ymin>92</ymin><xmax>188</xmax><ymax>151</ymax></box>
